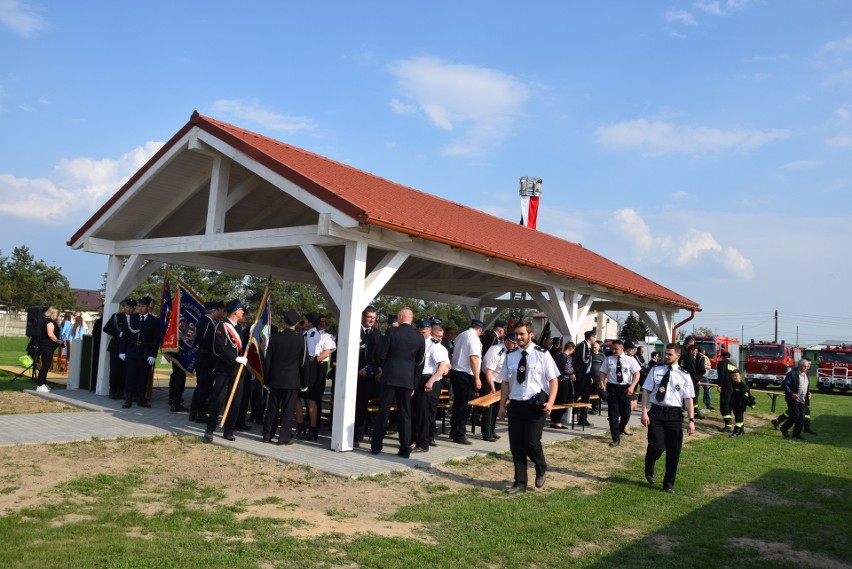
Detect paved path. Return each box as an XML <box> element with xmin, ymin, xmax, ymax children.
<box><xmin>0</xmin><ymin>385</ymin><xmax>611</xmax><ymax>478</ymax></box>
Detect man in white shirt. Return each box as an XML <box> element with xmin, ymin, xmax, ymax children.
<box><xmin>640</xmin><ymin>343</ymin><xmax>696</xmax><ymax>494</ymax></box>
<box><xmin>498</xmin><ymin>322</ymin><xmax>559</xmax><ymax>494</ymax></box>
<box><xmin>599</xmin><ymin>339</ymin><xmax>643</xmax><ymax>447</ymax></box>
<box><xmin>423</xmin><ymin>325</ymin><xmax>451</xmax><ymax>448</ymax></box>
<box><xmin>449</xmin><ymin>319</ymin><xmax>484</xmax><ymax>445</ymax></box>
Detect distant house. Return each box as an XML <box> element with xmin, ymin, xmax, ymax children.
<box><xmin>72</xmin><ymin>288</ymin><xmax>102</xmax><ymax>311</ymax></box>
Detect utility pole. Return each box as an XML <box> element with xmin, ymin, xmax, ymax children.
<box><xmin>774</xmin><ymin>310</ymin><xmax>778</xmax><ymax>343</ymax></box>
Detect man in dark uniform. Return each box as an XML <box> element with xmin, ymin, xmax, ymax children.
<box><xmin>371</xmin><ymin>307</ymin><xmax>425</xmax><ymax>458</ymax></box>
<box><xmin>716</xmin><ymin>350</ymin><xmax>737</xmax><ymax>432</ymax></box>
<box><xmin>189</xmin><ymin>301</ymin><xmax>223</xmax><ymax>422</ymax></box>
<box><xmin>571</xmin><ymin>330</ymin><xmax>597</xmax><ymax>427</ymax></box>
<box><xmin>263</xmin><ymin>309</ymin><xmax>307</xmax><ymax>445</ymax></box>
<box><xmin>354</xmin><ymin>306</ymin><xmax>380</xmax><ymax>446</ymax></box>
<box><xmin>102</xmin><ymin>298</ymin><xmax>135</xmax><ymax>399</ymax></box>
<box><xmin>641</xmin><ymin>343</ymin><xmax>696</xmax><ymax>494</ymax></box>
<box><xmin>479</xmin><ymin>320</ymin><xmax>506</xmax><ymax>358</ymax></box>
<box><xmin>204</xmin><ymin>299</ymin><xmax>248</xmax><ymax>442</ymax></box>
<box><xmin>90</xmin><ymin>304</ymin><xmax>104</xmax><ymax>392</ymax></box>
<box><xmin>119</xmin><ymin>296</ymin><xmax>161</xmax><ymax>408</ymax></box>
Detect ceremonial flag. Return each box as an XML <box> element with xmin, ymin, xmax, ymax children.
<box><xmin>160</xmin><ymin>277</ymin><xmax>174</xmax><ymax>336</ymax></box>
<box><xmin>246</xmin><ymin>288</ymin><xmax>272</xmax><ymax>384</ymax></box>
<box><xmin>519</xmin><ymin>176</ymin><xmax>542</xmax><ymax>229</ymax></box>
<box><xmin>162</xmin><ymin>280</ymin><xmax>205</xmax><ymax>374</ymax></box>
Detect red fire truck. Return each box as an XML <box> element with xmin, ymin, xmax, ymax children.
<box><xmin>744</xmin><ymin>341</ymin><xmax>801</xmax><ymax>388</ymax></box>
<box><xmin>816</xmin><ymin>345</ymin><xmax>852</xmax><ymax>393</ymax></box>
<box><xmin>693</xmin><ymin>335</ymin><xmax>740</xmax><ymax>381</ymax></box>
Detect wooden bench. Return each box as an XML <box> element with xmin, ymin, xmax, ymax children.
<box><xmin>437</xmin><ymin>389</ymin><xmax>452</xmax><ymax>434</ymax></box>
<box><xmin>467</xmin><ymin>391</ymin><xmax>502</xmax><ymax>435</ymax></box>
<box><xmin>749</xmin><ymin>388</ymin><xmax>783</xmax><ymax>413</ymax></box>
<box><xmin>550</xmin><ymin>402</ymin><xmax>593</xmax><ymax>431</ymax></box>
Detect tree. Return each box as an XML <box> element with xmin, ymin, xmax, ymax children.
<box><xmin>0</xmin><ymin>246</ymin><xmax>76</xmax><ymax>309</ymax></box>
<box><xmin>693</xmin><ymin>326</ymin><xmax>714</xmax><ymax>337</ymax></box>
<box><xmin>620</xmin><ymin>312</ymin><xmax>650</xmax><ymax>344</ymax></box>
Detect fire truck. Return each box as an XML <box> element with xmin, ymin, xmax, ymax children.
<box><xmin>744</xmin><ymin>341</ymin><xmax>801</xmax><ymax>388</ymax></box>
<box><xmin>816</xmin><ymin>345</ymin><xmax>852</xmax><ymax>393</ymax></box>
<box><xmin>693</xmin><ymin>335</ymin><xmax>740</xmax><ymax>381</ymax></box>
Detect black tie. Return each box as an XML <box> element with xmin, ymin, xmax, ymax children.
<box><xmin>517</xmin><ymin>350</ymin><xmax>528</xmax><ymax>384</ymax></box>
<box><xmin>655</xmin><ymin>365</ymin><xmax>672</xmax><ymax>402</ymax></box>
<box><xmin>616</xmin><ymin>357</ymin><xmax>623</xmax><ymax>383</ymax></box>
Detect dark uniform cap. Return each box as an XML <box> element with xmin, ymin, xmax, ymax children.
<box><xmin>624</xmin><ymin>341</ymin><xmax>636</xmax><ymax>350</ymax></box>
<box><xmin>387</xmin><ymin>315</ymin><xmax>398</xmax><ymax>325</ymax></box>
<box><xmin>430</xmin><ymin>317</ymin><xmax>442</xmax><ymax>326</ymax></box>
<box><xmin>505</xmin><ymin>332</ymin><xmax>518</xmax><ymax>343</ymax></box>
<box><xmin>494</xmin><ymin>320</ymin><xmax>507</xmax><ymax>329</ymax></box>
<box><xmin>584</xmin><ymin>330</ymin><xmax>597</xmax><ymax>340</ymax></box>
<box><xmin>471</xmin><ymin>319</ymin><xmax>485</xmax><ymax>328</ymax></box>
<box><xmin>225</xmin><ymin>299</ymin><xmax>244</xmax><ymax>314</ymax></box>
<box><xmin>418</xmin><ymin>318</ymin><xmax>432</xmax><ymax>329</ymax></box>
<box><xmin>123</xmin><ymin>298</ymin><xmax>137</xmax><ymax>307</ymax></box>
<box><xmin>204</xmin><ymin>301</ymin><xmax>221</xmax><ymax>311</ymax></box>
<box><xmin>138</xmin><ymin>296</ymin><xmax>154</xmax><ymax>306</ymax></box>
<box><xmin>282</xmin><ymin>309</ymin><xmax>300</xmax><ymax>326</ymax></box>
<box><xmin>305</xmin><ymin>312</ymin><xmax>322</xmax><ymax>326</ymax></box>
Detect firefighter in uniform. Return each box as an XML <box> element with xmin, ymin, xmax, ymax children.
<box><xmin>102</xmin><ymin>298</ymin><xmax>136</xmax><ymax>399</ymax></box>
<box><xmin>189</xmin><ymin>301</ymin><xmax>223</xmax><ymax>422</ymax></box>
<box><xmin>729</xmin><ymin>369</ymin><xmax>755</xmax><ymax>437</ymax></box>
<box><xmin>716</xmin><ymin>350</ymin><xmax>737</xmax><ymax>432</ymax></box>
<box><xmin>119</xmin><ymin>296</ymin><xmax>161</xmax><ymax>408</ymax></box>
<box><xmin>641</xmin><ymin>343</ymin><xmax>696</xmax><ymax>494</ymax></box>
<box><xmin>204</xmin><ymin>299</ymin><xmax>249</xmax><ymax>442</ymax></box>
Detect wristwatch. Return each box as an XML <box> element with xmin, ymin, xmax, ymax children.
<box><xmin>688</xmin><ymin>417</ymin><xmax>695</xmax><ymax>422</ymax></box>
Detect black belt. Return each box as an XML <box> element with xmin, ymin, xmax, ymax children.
<box><xmin>651</xmin><ymin>404</ymin><xmax>682</xmax><ymax>411</ymax></box>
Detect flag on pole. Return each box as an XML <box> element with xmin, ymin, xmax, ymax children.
<box><xmin>245</xmin><ymin>287</ymin><xmax>272</xmax><ymax>384</ymax></box>
<box><xmin>161</xmin><ymin>280</ymin><xmax>205</xmax><ymax>374</ymax></box>
<box><xmin>160</xmin><ymin>277</ymin><xmax>174</xmax><ymax>336</ymax></box>
<box><xmin>519</xmin><ymin>176</ymin><xmax>542</xmax><ymax>229</ymax></box>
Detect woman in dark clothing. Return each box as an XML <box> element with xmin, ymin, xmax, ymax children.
<box><xmin>550</xmin><ymin>342</ymin><xmax>576</xmax><ymax>429</ymax></box>
<box><xmin>36</xmin><ymin>306</ymin><xmax>62</xmax><ymax>392</ymax></box>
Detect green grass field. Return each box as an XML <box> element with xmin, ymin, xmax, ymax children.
<box><xmin>0</xmin><ymin>363</ymin><xmax>849</xmax><ymax>568</ymax></box>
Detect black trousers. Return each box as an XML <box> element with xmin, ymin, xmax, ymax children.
<box><xmin>108</xmin><ymin>350</ymin><xmax>125</xmax><ymax>397</ymax></box>
<box><xmin>37</xmin><ymin>344</ymin><xmax>56</xmax><ymax>386</ymax></box>
<box><xmin>719</xmin><ymin>386</ymin><xmax>733</xmax><ymax>425</ymax></box>
<box><xmin>168</xmin><ymin>363</ymin><xmax>186</xmax><ymax>406</ymax></box>
<box><xmin>190</xmin><ymin>364</ymin><xmax>214</xmax><ymax>415</ymax></box>
<box><xmin>507</xmin><ymin>400</ymin><xmax>547</xmax><ymax>486</ymax></box>
<box><xmin>354</xmin><ymin>373</ymin><xmax>378</xmax><ymax>440</ymax></box>
<box><xmin>780</xmin><ymin>398</ymin><xmax>806</xmax><ymax>436</ymax></box>
<box><xmin>124</xmin><ymin>358</ymin><xmax>150</xmax><ymax>403</ymax></box>
<box><xmin>645</xmin><ymin>405</ymin><xmax>685</xmax><ymax>490</ymax></box>
<box><xmin>450</xmin><ymin>370</ymin><xmax>475</xmax><ymax>440</ymax></box>
<box><xmin>370</xmin><ymin>384</ymin><xmax>412</xmax><ymax>455</ymax></box>
<box><xmin>411</xmin><ymin>374</ymin><xmax>432</xmax><ymax>448</ymax></box>
<box><xmin>550</xmin><ymin>379</ymin><xmax>574</xmax><ymax>425</ymax></box>
<box><xmin>427</xmin><ymin>384</ymin><xmax>441</xmax><ymax>442</ymax></box>
<box><xmin>607</xmin><ymin>383</ymin><xmax>632</xmax><ymax>442</ymax></box>
<box><xmin>264</xmin><ymin>387</ymin><xmax>298</xmax><ymax>443</ymax></box>
<box><xmin>236</xmin><ymin>376</ymin><xmax>254</xmax><ymax>426</ymax></box>
<box><xmin>206</xmin><ymin>372</ymin><xmax>242</xmax><ymax>436</ymax></box>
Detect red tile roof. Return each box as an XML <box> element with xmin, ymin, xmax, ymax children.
<box><xmin>70</xmin><ymin>112</ymin><xmax>699</xmax><ymax>310</ymax></box>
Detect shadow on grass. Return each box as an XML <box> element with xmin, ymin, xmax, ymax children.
<box><xmin>584</xmin><ymin>469</ymin><xmax>852</xmax><ymax>569</ymax></box>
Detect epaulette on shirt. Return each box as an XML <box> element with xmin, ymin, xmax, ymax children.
<box><xmin>498</xmin><ymin>348</ymin><xmax>505</xmax><ymax>356</ymax></box>
<box><xmin>310</xmin><ymin>331</ymin><xmax>316</xmax><ymax>337</ymax></box>
<box><xmin>535</xmin><ymin>345</ymin><xmax>547</xmax><ymax>352</ymax></box>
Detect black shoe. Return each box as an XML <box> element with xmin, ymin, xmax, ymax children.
<box><xmin>771</xmin><ymin>419</ymin><xmax>780</xmax><ymax>430</ymax></box>
<box><xmin>370</xmin><ymin>448</ymin><xmax>381</xmax><ymax>455</ymax></box>
<box><xmin>506</xmin><ymin>484</ymin><xmax>527</xmax><ymax>495</ymax></box>
<box><xmin>305</xmin><ymin>427</ymin><xmax>319</xmax><ymax>441</ymax></box>
<box><xmin>535</xmin><ymin>472</ymin><xmax>546</xmax><ymax>489</ymax></box>
<box><xmin>730</xmin><ymin>428</ymin><xmax>742</xmax><ymax>438</ymax></box>
<box><xmin>645</xmin><ymin>472</ymin><xmax>655</xmax><ymax>485</ymax></box>
<box><xmin>609</xmin><ymin>440</ymin><xmax>620</xmax><ymax>447</ymax></box>
<box><xmin>138</xmin><ymin>400</ymin><xmax>152</xmax><ymax>408</ymax></box>
<box><xmin>122</xmin><ymin>401</ymin><xmax>132</xmax><ymax>409</ymax></box>
<box><xmin>664</xmin><ymin>487</ymin><xmax>675</xmax><ymax>494</ymax></box>
<box><xmin>453</xmin><ymin>437</ymin><xmax>473</xmax><ymax>445</ymax></box>
<box><xmin>262</xmin><ymin>435</ymin><xmax>271</xmax><ymax>443</ymax></box>
<box><xmin>171</xmin><ymin>404</ymin><xmax>188</xmax><ymax>412</ymax></box>
<box><xmin>805</xmin><ymin>428</ymin><xmax>817</xmax><ymax>435</ymax></box>
<box><xmin>550</xmin><ymin>423</ymin><xmax>569</xmax><ymax>430</ymax></box>
<box><xmin>429</xmin><ymin>439</ymin><xmax>437</xmax><ymax>447</ymax></box>
<box><xmin>223</xmin><ymin>433</ymin><xmax>236</xmax><ymax>441</ymax></box>
<box><xmin>188</xmin><ymin>410</ymin><xmax>197</xmax><ymax>421</ymax></box>
<box><xmin>202</xmin><ymin>431</ymin><xmax>214</xmax><ymax>443</ymax></box>
<box><xmin>482</xmin><ymin>436</ymin><xmax>498</xmax><ymax>442</ymax></box>
<box><xmin>397</xmin><ymin>450</ymin><xmax>411</xmax><ymax>458</ymax></box>
<box><xmin>583</xmin><ymin>420</ymin><xmax>592</xmax><ymax>427</ymax></box>
<box><xmin>278</xmin><ymin>438</ymin><xmax>294</xmax><ymax>446</ymax></box>
<box><xmin>412</xmin><ymin>446</ymin><xmax>429</xmax><ymax>453</ymax></box>
<box><xmin>493</xmin><ymin>434</ymin><xmax>501</xmax><ymax>440</ymax></box>
<box><xmin>781</xmin><ymin>429</ymin><xmax>790</xmax><ymax>438</ymax></box>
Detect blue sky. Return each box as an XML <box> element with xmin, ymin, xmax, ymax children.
<box><xmin>1</xmin><ymin>0</ymin><xmax>850</xmax><ymax>345</ymax></box>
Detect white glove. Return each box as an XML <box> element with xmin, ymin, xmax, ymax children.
<box><xmin>235</xmin><ymin>356</ymin><xmax>248</xmax><ymax>365</ymax></box>
<box><xmin>119</xmin><ymin>353</ymin><xmax>126</xmax><ymax>361</ymax></box>
<box><xmin>146</xmin><ymin>356</ymin><xmax>156</xmax><ymax>366</ymax></box>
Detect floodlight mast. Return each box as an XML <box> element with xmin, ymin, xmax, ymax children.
<box><xmin>519</xmin><ymin>176</ymin><xmax>542</xmax><ymax>229</ymax></box>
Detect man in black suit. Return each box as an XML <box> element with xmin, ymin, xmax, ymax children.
<box><xmin>354</xmin><ymin>306</ymin><xmax>380</xmax><ymax>446</ymax></box>
<box><xmin>571</xmin><ymin>330</ymin><xmax>597</xmax><ymax>426</ymax></box>
<box><xmin>204</xmin><ymin>299</ymin><xmax>249</xmax><ymax>442</ymax></box>
<box><xmin>119</xmin><ymin>296</ymin><xmax>161</xmax><ymax>408</ymax></box>
<box><xmin>371</xmin><ymin>307</ymin><xmax>425</xmax><ymax>458</ymax></box>
<box><xmin>262</xmin><ymin>309</ymin><xmax>307</xmax><ymax>445</ymax></box>
<box><xmin>103</xmin><ymin>298</ymin><xmax>136</xmax><ymax>399</ymax></box>
<box><xmin>189</xmin><ymin>301</ymin><xmax>223</xmax><ymax>422</ymax></box>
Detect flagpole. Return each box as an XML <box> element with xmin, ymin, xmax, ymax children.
<box><xmin>220</xmin><ymin>286</ymin><xmax>270</xmax><ymax>428</ymax></box>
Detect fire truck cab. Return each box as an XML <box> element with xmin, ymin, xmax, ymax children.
<box><xmin>817</xmin><ymin>346</ymin><xmax>852</xmax><ymax>393</ymax></box>
<box><xmin>744</xmin><ymin>341</ymin><xmax>801</xmax><ymax>388</ymax></box>
<box><xmin>693</xmin><ymin>335</ymin><xmax>740</xmax><ymax>381</ymax></box>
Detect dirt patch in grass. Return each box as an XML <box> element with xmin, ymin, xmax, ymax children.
<box><xmin>729</xmin><ymin>537</ymin><xmax>852</xmax><ymax>569</ymax></box>
<box><xmin>0</xmin><ymin>391</ymin><xmax>82</xmax><ymax>414</ymax></box>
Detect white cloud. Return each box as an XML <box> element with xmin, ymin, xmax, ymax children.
<box><xmin>672</xmin><ymin>190</ymin><xmax>689</xmax><ymax>201</ymax></box>
<box><xmin>778</xmin><ymin>160</ymin><xmax>821</xmax><ymax>170</ymax></box>
<box><xmin>694</xmin><ymin>0</ymin><xmax>753</xmax><ymax>16</ymax></box>
<box><xmin>818</xmin><ymin>35</ymin><xmax>852</xmax><ymax>67</ymax></box>
<box><xmin>0</xmin><ymin>141</ymin><xmax>163</xmax><ymax>223</ymax></box>
<box><xmin>0</xmin><ymin>0</ymin><xmax>48</xmax><ymax>37</ymax></box>
<box><xmin>388</xmin><ymin>56</ymin><xmax>530</xmax><ymax>157</ymax></box>
<box><xmin>611</xmin><ymin>208</ymin><xmax>753</xmax><ymax>280</ymax></box>
<box><xmin>595</xmin><ymin>119</ymin><xmax>791</xmax><ymax>156</ymax></box>
<box><xmin>665</xmin><ymin>10</ymin><xmax>697</xmax><ymax>26</ymax></box>
<box><xmin>209</xmin><ymin>99</ymin><xmax>315</xmax><ymax>133</ymax></box>
<box><xmin>826</xmin><ymin>134</ymin><xmax>852</xmax><ymax>147</ymax></box>
<box><xmin>834</xmin><ymin>105</ymin><xmax>852</xmax><ymax>122</ymax></box>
